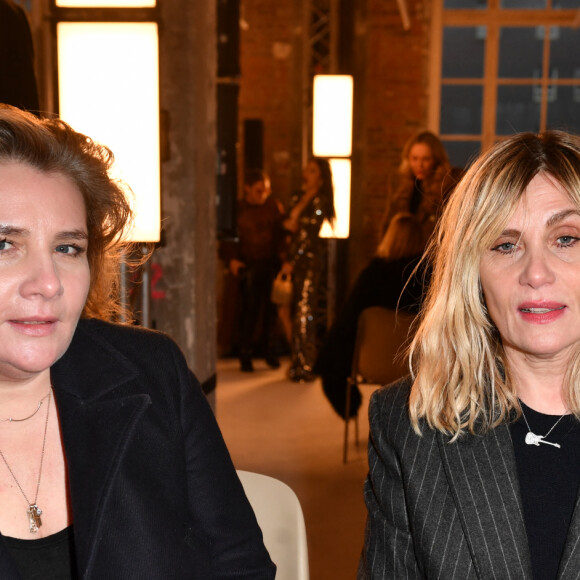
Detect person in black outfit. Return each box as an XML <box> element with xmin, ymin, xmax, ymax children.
<box><xmin>0</xmin><ymin>105</ymin><xmax>275</xmax><ymax>579</ymax></box>
<box><xmin>0</xmin><ymin>0</ymin><xmax>40</xmax><ymax>113</ymax></box>
<box><xmin>221</xmin><ymin>169</ymin><xmax>286</xmax><ymax>372</ymax></box>
<box><xmin>314</xmin><ymin>212</ymin><xmax>428</xmax><ymax>418</ymax></box>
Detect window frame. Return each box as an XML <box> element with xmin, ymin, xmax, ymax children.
<box><xmin>429</xmin><ymin>0</ymin><xmax>580</xmax><ymax>159</ymax></box>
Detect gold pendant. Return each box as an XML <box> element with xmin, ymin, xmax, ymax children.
<box><xmin>27</xmin><ymin>504</ymin><xmax>42</xmax><ymax>533</ymax></box>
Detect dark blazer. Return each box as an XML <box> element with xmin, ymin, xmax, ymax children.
<box><xmin>359</xmin><ymin>379</ymin><xmax>580</xmax><ymax>579</ymax></box>
<box><xmin>0</xmin><ymin>319</ymin><xmax>275</xmax><ymax>579</ymax></box>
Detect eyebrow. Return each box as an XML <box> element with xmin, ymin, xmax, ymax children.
<box><xmin>498</xmin><ymin>209</ymin><xmax>580</xmax><ymax>237</ymax></box>
<box><xmin>55</xmin><ymin>230</ymin><xmax>88</xmax><ymax>241</ymax></box>
<box><xmin>0</xmin><ymin>225</ymin><xmax>27</xmax><ymax>237</ymax></box>
<box><xmin>0</xmin><ymin>225</ymin><xmax>88</xmax><ymax>240</ymax></box>
<box><xmin>546</xmin><ymin>209</ymin><xmax>580</xmax><ymax>227</ymax></box>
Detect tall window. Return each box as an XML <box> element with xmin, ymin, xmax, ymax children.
<box><xmin>431</xmin><ymin>0</ymin><xmax>580</xmax><ymax>167</ymax></box>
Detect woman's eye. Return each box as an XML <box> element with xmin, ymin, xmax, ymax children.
<box><xmin>55</xmin><ymin>244</ymin><xmax>84</xmax><ymax>256</ymax></box>
<box><xmin>556</xmin><ymin>235</ymin><xmax>579</xmax><ymax>247</ymax></box>
<box><xmin>0</xmin><ymin>239</ymin><xmax>13</xmax><ymax>251</ymax></box>
<box><xmin>491</xmin><ymin>241</ymin><xmax>516</xmax><ymax>253</ymax></box>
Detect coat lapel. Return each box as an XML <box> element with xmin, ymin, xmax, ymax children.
<box><xmin>557</xmin><ymin>487</ymin><xmax>580</xmax><ymax>579</ymax></box>
<box><xmin>437</xmin><ymin>425</ymin><xmax>533</xmax><ymax>580</ymax></box>
<box><xmin>50</xmin><ymin>323</ymin><xmax>151</xmax><ymax>578</ymax></box>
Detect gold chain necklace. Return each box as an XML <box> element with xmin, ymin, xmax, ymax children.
<box><xmin>0</xmin><ymin>391</ymin><xmax>51</xmax><ymax>533</ymax></box>
<box><xmin>0</xmin><ymin>392</ymin><xmax>51</xmax><ymax>423</ymax></box>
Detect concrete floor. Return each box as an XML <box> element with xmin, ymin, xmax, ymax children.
<box><xmin>215</xmin><ymin>356</ymin><xmax>373</xmax><ymax>580</ymax></box>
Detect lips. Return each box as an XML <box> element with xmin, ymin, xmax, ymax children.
<box><xmin>518</xmin><ymin>302</ymin><xmax>565</xmax><ymax>313</ymax></box>
<box><xmin>520</xmin><ymin>306</ymin><xmax>565</xmax><ymax>314</ymax></box>
<box><xmin>7</xmin><ymin>317</ymin><xmax>58</xmax><ymax>337</ymax></box>
<box><xmin>518</xmin><ymin>302</ymin><xmax>566</xmax><ymax>324</ymax></box>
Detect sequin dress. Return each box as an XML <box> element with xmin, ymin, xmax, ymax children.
<box><xmin>286</xmin><ymin>191</ymin><xmax>329</xmax><ymax>381</ymax></box>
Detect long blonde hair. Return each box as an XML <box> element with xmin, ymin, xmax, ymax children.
<box><xmin>409</xmin><ymin>130</ymin><xmax>580</xmax><ymax>438</ymax></box>
<box><xmin>376</xmin><ymin>212</ymin><xmax>425</xmax><ymax>261</ymax></box>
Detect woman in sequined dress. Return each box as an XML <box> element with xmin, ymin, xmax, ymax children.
<box><xmin>280</xmin><ymin>157</ymin><xmax>335</xmax><ymax>382</ymax></box>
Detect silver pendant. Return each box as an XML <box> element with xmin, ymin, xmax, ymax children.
<box><xmin>27</xmin><ymin>504</ymin><xmax>42</xmax><ymax>533</ymax></box>
<box><xmin>525</xmin><ymin>431</ymin><xmax>560</xmax><ymax>448</ymax></box>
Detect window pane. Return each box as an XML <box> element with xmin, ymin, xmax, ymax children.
<box><xmin>444</xmin><ymin>0</ymin><xmax>487</xmax><ymax>7</ymax></box>
<box><xmin>442</xmin><ymin>27</ymin><xmax>485</xmax><ymax>78</ymax></box>
<box><xmin>443</xmin><ymin>141</ymin><xmax>481</xmax><ymax>170</ymax></box>
<box><xmin>498</xmin><ymin>27</ymin><xmax>543</xmax><ymax>79</ymax></box>
<box><xmin>440</xmin><ymin>86</ymin><xmax>483</xmax><ymax>134</ymax></box>
<box><xmin>501</xmin><ymin>0</ymin><xmax>546</xmax><ymax>7</ymax></box>
<box><xmin>550</xmin><ymin>27</ymin><xmax>580</xmax><ymax>78</ymax></box>
<box><xmin>553</xmin><ymin>0</ymin><xmax>580</xmax><ymax>7</ymax></box>
<box><xmin>547</xmin><ymin>86</ymin><xmax>580</xmax><ymax>134</ymax></box>
<box><xmin>496</xmin><ymin>86</ymin><xmax>541</xmax><ymax>134</ymax></box>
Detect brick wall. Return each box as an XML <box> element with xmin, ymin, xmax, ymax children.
<box><xmin>238</xmin><ymin>0</ymin><xmax>434</xmax><ymax>286</ymax></box>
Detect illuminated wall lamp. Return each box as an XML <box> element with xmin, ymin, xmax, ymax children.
<box><xmin>57</xmin><ymin>21</ymin><xmax>161</xmax><ymax>243</ymax></box>
<box><xmin>313</xmin><ymin>74</ymin><xmax>353</xmax><ymax>239</ymax></box>
<box><xmin>319</xmin><ymin>158</ymin><xmax>351</xmax><ymax>239</ymax></box>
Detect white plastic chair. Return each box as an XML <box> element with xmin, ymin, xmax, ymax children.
<box><xmin>237</xmin><ymin>470</ymin><xmax>309</xmax><ymax>580</ymax></box>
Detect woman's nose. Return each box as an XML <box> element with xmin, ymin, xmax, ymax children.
<box><xmin>20</xmin><ymin>254</ymin><xmax>64</xmax><ymax>299</ymax></box>
<box><xmin>519</xmin><ymin>248</ymin><xmax>556</xmax><ymax>288</ymax></box>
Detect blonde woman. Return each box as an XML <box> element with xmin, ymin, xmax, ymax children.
<box><xmin>382</xmin><ymin>130</ymin><xmax>455</xmax><ymax>244</ymax></box>
<box><xmin>314</xmin><ymin>213</ymin><xmax>427</xmax><ymax>419</ymax></box>
<box><xmin>361</xmin><ymin>131</ymin><xmax>580</xmax><ymax>579</ymax></box>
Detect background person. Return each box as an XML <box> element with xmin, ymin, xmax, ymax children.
<box><xmin>0</xmin><ymin>105</ymin><xmax>275</xmax><ymax>579</ymax></box>
<box><xmin>0</xmin><ymin>0</ymin><xmax>39</xmax><ymax>113</ymax></box>
<box><xmin>280</xmin><ymin>157</ymin><xmax>335</xmax><ymax>382</ymax></box>
<box><xmin>360</xmin><ymin>130</ymin><xmax>580</xmax><ymax>579</ymax></box>
<box><xmin>221</xmin><ymin>169</ymin><xmax>285</xmax><ymax>372</ymax></box>
<box><xmin>314</xmin><ymin>213</ymin><xmax>427</xmax><ymax>419</ymax></box>
<box><xmin>382</xmin><ymin>130</ymin><xmax>454</xmax><ymax>244</ymax></box>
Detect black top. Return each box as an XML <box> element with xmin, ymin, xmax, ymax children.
<box><xmin>3</xmin><ymin>525</ymin><xmax>78</xmax><ymax>579</ymax></box>
<box><xmin>510</xmin><ymin>403</ymin><xmax>580</xmax><ymax>580</ymax></box>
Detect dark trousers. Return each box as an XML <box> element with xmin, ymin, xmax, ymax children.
<box><xmin>238</xmin><ymin>260</ymin><xmax>278</xmax><ymax>358</ymax></box>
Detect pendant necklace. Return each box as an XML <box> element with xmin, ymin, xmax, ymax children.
<box><xmin>0</xmin><ymin>392</ymin><xmax>51</xmax><ymax>423</ymax></box>
<box><xmin>0</xmin><ymin>391</ymin><xmax>51</xmax><ymax>533</ymax></box>
<box><xmin>520</xmin><ymin>402</ymin><xmax>565</xmax><ymax>449</ymax></box>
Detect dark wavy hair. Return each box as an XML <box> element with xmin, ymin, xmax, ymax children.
<box><xmin>310</xmin><ymin>157</ymin><xmax>336</xmax><ymax>223</ymax></box>
<box><xmin>0</xmin><ymin>104</ymin><xmax>134</xmax><ymax>320</ymax></box>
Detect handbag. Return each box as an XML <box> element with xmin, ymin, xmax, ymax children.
<box><xmin>270</xmin><ymin>272</ymin><xmax>293</xmax><ymax>306</ymax></box>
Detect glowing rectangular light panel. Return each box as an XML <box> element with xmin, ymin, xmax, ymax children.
<box><xmin>319</xmin><ymin>158</ymin><xmax>351</xmax><ymax>239</ymax></box>
<box><xmin>58</xmin><ymin>22</ymin><xmax>160</xmax><ymax>242</ymax></box>
<box><xmin>313</xmin><ymin>75</ymin><xmax>353</xmax><ymax>158</ymax></box>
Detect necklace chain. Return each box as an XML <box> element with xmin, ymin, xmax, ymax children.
<box><xmin>520</xmin><ymin>402</ymin><xmax>566</xmax><ymax>449</ymax></box>
<box><xmin>0</xmin><ymin>391</ymin><xmax>51</xmax><ymax>533</ymax></box>
<box><xmin>0</xmin><ymin>392</ymin><xmax>51</xmax><ymax>423</ymax></box>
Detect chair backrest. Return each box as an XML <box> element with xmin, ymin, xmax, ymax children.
<box><xmin>237</xmin><ymin>470</ymin><xmax>309</xmax><ymax>580</ymax></box>
<box><xmin>353</xmin><ymin>306</ymin><xmax>416</xmax><ymax>386</ymax></box>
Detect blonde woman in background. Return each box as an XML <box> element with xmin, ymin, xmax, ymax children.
<box><xmin>382</xmin><ymin>130</ymin><xmax>455</xmax><ymax>244</ymax></box>
<box><xmin>314</xmin><ymin>213</ymin><xmax>427</xmax><ymax>419</ymax></box>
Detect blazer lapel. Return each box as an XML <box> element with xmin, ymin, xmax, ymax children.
<box><xmin>437</xmin><ymin>425</ymin><xmax>533</xmax><ymax>580</ymax></box>
<box><xmin>557</xmin><ymin>487</ymin><xmax>580</xmax><ymax>579</ymax></box>
<box><xmin>50</xmin><ymin>323</ymin><xmax>151</xmax><ymax>578</ymax></box>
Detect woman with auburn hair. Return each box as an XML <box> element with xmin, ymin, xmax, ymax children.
<box><xmin>382</xmin><ymin>130</ymin><xmax>455</xmax><ymax>244</ymax></box>
<box><xmin>360</xmin><ymin>130</ymin><xmax>580</xmax><ymax>580</ymax></box>
<box><xmin>0</xmin><ymin>105</ymin><xmax>274</xmax><ymax>579</ymax></box>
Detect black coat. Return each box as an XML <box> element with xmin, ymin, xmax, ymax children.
<box><xmin>0</xmin><ymin>319</ymin><xmax>275</xmax><ymax>579</ymax></box>
<box><xmin>313</xmin><ymin>255</ymin><xmax>426</xmax><ymax>418</ymax></box>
